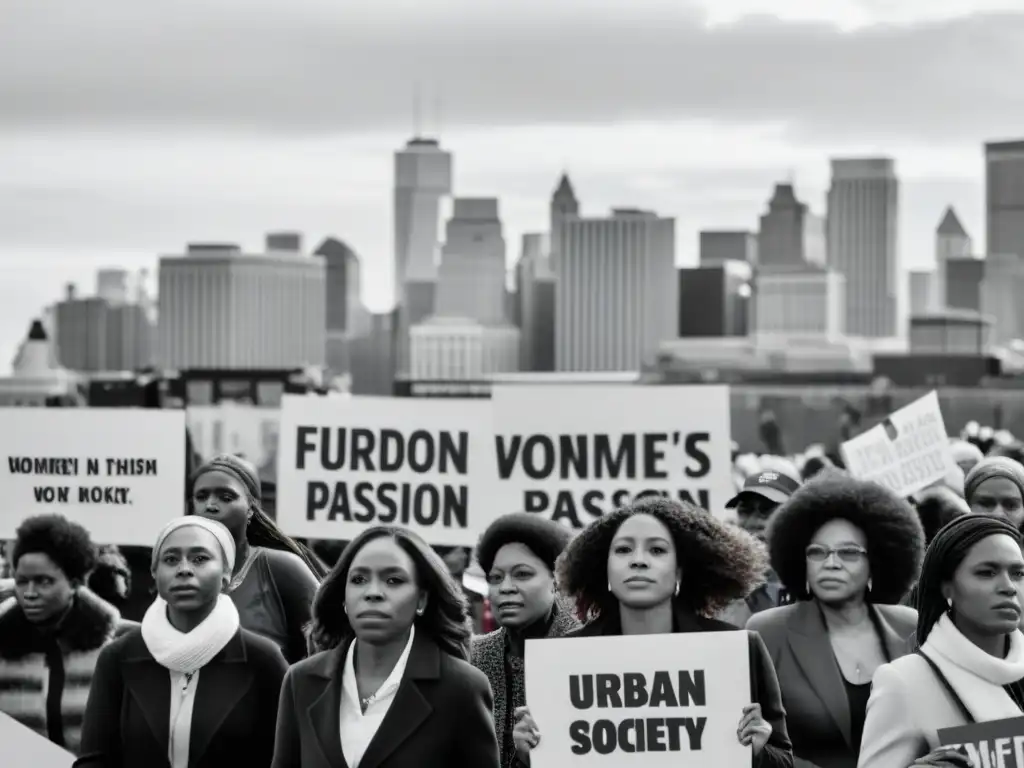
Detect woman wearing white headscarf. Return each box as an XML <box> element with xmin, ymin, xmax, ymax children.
<box><xmin>75</xmin><ymin>517</ymin><xmax>288</xmax><ymax>768</ymax></box>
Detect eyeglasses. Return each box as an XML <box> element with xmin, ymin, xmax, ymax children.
<box><xmin>805</xmin><ymin>545</ymin><xmax>868</xmax><ymax>564</ymax></box>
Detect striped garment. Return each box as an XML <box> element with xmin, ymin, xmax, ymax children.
<box><xmin>0</xmin><ymin>588</ymin><xmax>131</xmax><ymax>756</ymax></box>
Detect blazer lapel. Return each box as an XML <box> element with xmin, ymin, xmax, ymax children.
<box><xmin>357</xmin><ymin>633</ymin><xmax>438</xmax><ymax>768</ymax></box>
<box><xmin>122</xmin><ymin>637</ymin><xmax>172</xmax><ymax>757</ymax></box>
<box><xmin>873</xmin><ymin>605</ymin><xmax>912</xmax><ymax>660</ymax></box>
<box><xmin>786</xmin><ymin>601</ymin><xmax>853</xmax><ymax>747</ymax></box>
<box><xmin>306</xmin><ymin>644</ymin><xmax>347</xmax><ymax>768</ymax></box>
<box><xmin>188</xmin><ymin>633</ymin><xmax>254</xmax><ymax>765</ymax></box>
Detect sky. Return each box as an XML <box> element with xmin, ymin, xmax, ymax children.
<box><xmin>2</xmin><ymin>0</ymin><xmax>1024</xmax><ymax>373</ymax></box>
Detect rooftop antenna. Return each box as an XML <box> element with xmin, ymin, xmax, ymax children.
<box><xmin>413</xmin><ymin>81</ymin><xmax>423</xmax><ymax>139</ymax></box>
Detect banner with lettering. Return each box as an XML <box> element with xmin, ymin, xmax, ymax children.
<box><xmin>275</xmin><ymin>394</ymin><xmax>495</xmax><ymax>546</ymax></box>
<box><xmin>487</xmin><ymin>384</ymin><xmax>734</xmax><ymax>526</ymax></box>
<box><xmin>840</xmin><ymin>390</ymin><xmax>955</xmax><ymax>497</ymax></box>
<box><xmin>938</xmin><ymin>716</ymin><xmax>1024</xmax><ymax>768</ymax></box>
<box><xmin>0</xmin><ymin>712</ymin><xmax>73</xmax><ymax>767</ymax></box>
<box><xmin>0</xmin><ymin>408</ymin><xmax>186</xmax><ymax>545</ymax></box>
<box><xmin>524</xmin><ymin>631</ymin><xmax>751</xmax><ymax>767</ymax></box>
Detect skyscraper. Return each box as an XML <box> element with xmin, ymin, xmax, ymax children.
<box><xmin>935</xmin><ymin>206</ymin><xmax>971</xmax><ymax>312</ymax></box>
<box><xmin>826</xmin><ymin>158</ymin><xmax>899</xmax><ymax>337</ymax></box>
<box><xmin>556</xmin><ymin>208</ymin><xmax>676</xmax><ymax>372</ymax></box>
<box><xmin>758</xmin><ymin>183</ymin><xmax>826</xmax><ymax>267</ymax></box>
<box><xmin>985</xmin><ymin>139</ymin><xmax>1024</xmax><ymax>261</ymax></box>
<box><xmin>699</xmin><ymin>231</ymin><xmax>758</xmax><ymax>267</ymax></box>
<box><xmin>435</xmin><ymin>198</ymin><xmax>507</xmax><ymax>324</ymax></box>
<box><xmin>515</xmin><ymin>232</ymin><xmax>555</xmax><ymax>372</ymax></box>
<box><xmin>315</xmin><ymin>237</ymin><xmax>368</xmax><ymax>377</ymax></box>
<box><xmin>393</xmin><ymin>137</ymin><xmax>452</xmax><ymax>373</ymax></box>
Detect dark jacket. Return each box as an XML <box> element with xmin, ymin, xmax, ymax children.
<box><xmin>471</xmin><ymin>601</ymin><xmax>580</xmax><ymax>768</ymax></box>
<box><xmin>272</xmin><ymin>630</ymin><xmax>499</xmax><ymax>768</ymax></box>
<box><xmin>73</xmin><ymin>626</ymin><xmax>287</xmax><ymax>768</ymax></box>
<box><xmin>565</xmin><ymin>610</ymin><xmax>794</xmax><ymax>768</ymax></box>
<box><xmin>747</xmin><ymin>600</ymin><xmax>917</xmax><ymax>768</ymax></box>
<box><xmin>0</xmin><ymin>587</ymin><xmax>136</xmax><ymax>755</ymax></box>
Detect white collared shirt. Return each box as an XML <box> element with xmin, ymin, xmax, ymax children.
<box><xmin>168</xmin><ymin>669</ymin><xmax>200</xmax><ymax>768</ymax></box>
<box><xmin>339</xmin><ymin>625</ymin><xmax>416</xmax><ymax>768</ymax></box>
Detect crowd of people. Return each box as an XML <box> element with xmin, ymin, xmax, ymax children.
<box><xmin>0</xmin><ymin>427</ymin><xmax>1022</xmax><ymax>767</ymax></box>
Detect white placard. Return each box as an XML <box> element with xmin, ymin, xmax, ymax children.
<box><xmin>0</xmin><ymin>408</ymin><xmax>186</xmax><ymax>545</ymax></box>
<box><xmin>0</xmin><ymin>712</ymin><xmax>73</xmax><ymax>767</ymax></box>
<box><xmin>525</xmin><ymin>632</ymin><xmax>751</xmax><ymax>767</ymax></box>
<box><xmin>275</xmin><ymin>395</ymin><xmax>495</xmax><ymax>546</ymax></box>
<box><xmin>488</xmin><ymin>385</ymin><xmax>734</xmax><ymax>526</ymax></box>
<box><xmin>840</xmin><ymin>391</ymin><xmax>955</xmax><ymax>497</ymax></box>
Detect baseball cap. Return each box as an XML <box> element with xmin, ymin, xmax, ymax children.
<box><xmin>726</xmin><ymin>470</ymin><xmax>801</xmax><ymax>508</ymax></box>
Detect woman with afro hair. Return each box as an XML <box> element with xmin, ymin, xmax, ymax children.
<box><xmin>746</xmin><ymin>470</ymin><xmax>924</xmax><ymax>768</ymax></box>
<box><xmin>511</xmin><ymin>497</ymin><xmax>793</xmax><ymax>768</ymax></box>
<box><xmin>470</xmin><ymin>513</ymin><xmax>579</xmax><ymax>768</ymax></box>
<box><xmin>0</xmin><ymin>514</ymin><xmax>136</xmax><ymax>756</ymax></box>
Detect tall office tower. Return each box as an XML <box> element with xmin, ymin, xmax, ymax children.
<box><xmin>752</xmin><ymin>266</ymin><xmax>845</xmax><ymax>339</ymax></box>
<box><xmin>909</xmin><ymin>270</ymin><xmax>935</xmax><ymax>316</ymax></box>
<box><xmin>699</xmin><ymin>231</ymin><xmax>758</xmax><ymax>267</ymax></box>
<box><xmin>315</xmin><ymin>237</ymin><xmax>368</xmax><ymax>377</ymax></box>
<box><xmin>678</xmin><ymin>262</ymin><xmax>752</xmax><ymax>337</ymax></box>
<box><xmin>758</xmin><ymin>183</ymin><xmax>826</xmax><ymax>267</ymax></box>
<box><xmin>351</xmin><ymin>310</ymin><xmax>396</xmax><ymax>396</ymax></box>
<box><xmin>981</xmin><ymin>253</ymin><xmax>1024</xmax><ymax>342</ymax></box>
<box><xmin>54</xmin><ymin>283</ymin><xmax>153</xmax><ymax>373</ymax></box>
<box><xmin>946</xmin><ymin>257</ymin><xmax>985</xmax><ymax>312</ymax></box>
<box><xmin>549</xmin><ymin>173</ymin><xmax>579</xmax><ymax>262</ymax></box>
<box><xmin>96</xmin><ymin>269</ymin><xmax>130</xmax><ymax>304</ymax></box>
<box><xmin>515</xmin><ymin>232</ymin><xmax>555</xmax><ymax>371</ymax></box>
<box><xmin>556</xmin><ymin>208</ymin><xmax>675</xmax><ymax>372</ymax></box>
<box><xmin>158</xmin><ymin>242</ymin><xmax>326</xmax><ymax>369</ymax></box>
<box><xmin>265</xmin><ymin>232</ymin><xmax>302</xmax><ymax>252</ymax></box>
<box><xmin>826</xmin><ymin>158</ymin><xmax>899</xmax><ymax>337</ymax></box>
<box><xmin>411</xmin><ymin>198</ymin><xmax>519</xmax><ymax>380</ymax></box>
<box><xmin>986</xmin><ymin>139</ymin><xmax>1024</xmax><ymax>260</ymax></box>
<box><xmin>935</xmin><ymin>206</ymin><xmax>971</xmax><ymax>311</ymax></box>
<box><xmin>393</xmin><ymin>137</ymin><xmax>452</xmax><ymax>373</ymax></box>
<box><xmin>434</xmin><ymin>198</ymin><xmax>507</xmax><ymax>324</ymax></box>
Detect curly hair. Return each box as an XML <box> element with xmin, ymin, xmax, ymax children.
<box><xmin>555</xmin><ymin>496</ymin><xmax>768</xmax><ymax>621</ymax></box>
<box><xmin>12</xmin><ymin>514</ymin><xmax>98</xmax><ymax>583</ymax></box>
<box><xmin>308</xmin><ymin>526</ymin><xmax>471</xmax><ymax>660</ymax></box>
<box><xmin>476</xmin><ymin>512</ymin><xmax>575</xmax><ymax>575</ymax></box>
<box><xmin>766</xmin><ymin>470</ymin><xmax>925</xmax><ymax>604</ymax></box>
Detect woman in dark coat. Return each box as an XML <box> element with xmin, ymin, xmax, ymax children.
<box><xmin>0</xmin><ymin>515</ymin><xmax>135</xmax><ymax>756</ymax></box>
<box><xmin>188</xmin><ymin>454</ymin><xmax>324</xmax><ymax>662</ymax></box>
<box><xmin>75</xmin><ymin>516</ymin><xmax>288</xmax><ymax>768</ymax></box>
<box><xmin>512</xmin><ymin>497</ymin><xmax>794</xmax><ymax>768</ymax></box>
<box><xmin>747</xmin><ymin>472</ymin><xmax>925</xmax><ymax>768</ymax></box>
<box><xmin>470</xmin><ymin>513</ymin><xmax>579</xmax><ymax>768</ymax></box>
<box><xmin>272</xmin><ymin>526</ymin><xmax>499</xmax><ymax>768</ymax></box>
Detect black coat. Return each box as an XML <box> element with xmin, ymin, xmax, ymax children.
<box><xmin>73</xmin><ymin>627</ymin><xmax>287</xmax><ymax>768</ymax></box>
<box><xmin>565</xmin><ymin>610</ymin><xmax>795</xmax><ymax>768</ymax></box>
<box><xmin>271</xmin><ymin>631</ymin><xmax>500</xmax><ymax>768</ymax></box>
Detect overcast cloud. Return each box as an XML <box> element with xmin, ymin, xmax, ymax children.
<box><xmin>1</xmin><ymin>1</ymin><xmax>1023</xmax><ymax>142</ymax></box>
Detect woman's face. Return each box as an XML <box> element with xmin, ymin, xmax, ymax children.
<box><xmin>806</xmin><ymin>518</ymin><xmax>870</xmax><ymax>605</ymax></box>
<box><xmin>14</xmin><ymin>552</ymin><xmax>75</xmax><ymax>624</ymax></box>
<box><xmin>191</xmin><ymin>470</ymin><xmax>251</xmax><ymax>541</ymax></box>
<box><xmin>970</xmin><ymin>477</ymin><xmax>1024</xmax><ymax>530</ymax></box>
<box><xmin>345</xmin><ymin>537</ymin><xmax>426</xmax><ymax>645</ymax></box>
<box><xmin>154</xmin><ymin>527</ymin><xmax>229</xmax><ymax>613</ymax></box>
<box><xmin>607</xmin><ymin>513</ymin><xmax>678</xmax><ymax>610</ymax></box>
<box><xmin>944</xmin><ymin>533</ymin><xmax>1024</xmax><ymax>637</ymax></box>
<box><xmin>486</xmin><ymin>542</ymin><xmax>555</xmax><ymax>630</ymax></box>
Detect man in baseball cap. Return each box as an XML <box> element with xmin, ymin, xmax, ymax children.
<box><xmin>719</xmin><ymin>468</ymin><xmax>801</xmax><ymax>627</ymax></box>
<box><xmin>726</xmin><ymin>469</ymin><xmax>801</xmax><ymax>541</ymax></box>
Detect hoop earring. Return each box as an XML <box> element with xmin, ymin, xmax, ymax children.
<box><xmin>416</xmin><ymin>607</ymin><xmax>424</xmax><ymax>616</ymax></box>
<box><xmin>866</xmin><ymin>577</ymin><xmax>873</xmax><ymax>593</ymax></box>
<box><xmin>607</xmin><ymin>581</ymin><xmax>612</xmax><ymax>592</ymax></box>
<box><xmin>805</xmin><ymin>580</ymin><xmax>811</xmax><ymax>597</ymax></box>
<box><xmin>343</xmin><ymin>605</ymin><xmax>348</xmax><ymax>615</ymax></box>
<box><xmin>674</xmin><ymin>580</ymin><xmax>680</xmax><ymax>597</ymax></box>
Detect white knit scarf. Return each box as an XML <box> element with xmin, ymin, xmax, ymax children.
<box><xmin>921</xmin><ymin>612</ymin><xmax>1024</xmax><ymax>722</ymax></box>
<box><xmin>141</xmin><ymin>594</ymin><xmax>240</xmax><ymax>673</ymax></box>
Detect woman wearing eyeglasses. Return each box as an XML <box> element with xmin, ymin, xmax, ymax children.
<box><xmin>747</xmin><ymin>471</ymin><xmax>925</xmax><ymax>768</ymax></box>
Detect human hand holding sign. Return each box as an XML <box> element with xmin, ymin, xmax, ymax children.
<box><xmin>909</xmin><ymin>745</ymin><xmax>974</xmax><ymax>767</ymax></box>
<box><xmin>512</xmin><ymin>701</ymin><xmax>773</xmax><ymax>760</ymax></box>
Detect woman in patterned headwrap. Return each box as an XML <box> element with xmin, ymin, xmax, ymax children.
<box><xmin>964</xmin><ymin>455</ymin><xmax>1024</xmax><ymax>531</ymax></box>
<box><xmin>188</xmin><ymin>454</ymin><xmax>326</xmax><ymax>662</ymax></box>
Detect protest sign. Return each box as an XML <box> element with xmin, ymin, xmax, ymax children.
<box><xmin>939</xmin><ymin>716</ymin><xmax>1024</xmax><ymax>768</ymax></box>
<box><xmin>0</xmin><ymin>712</ymin><xmax>73</xmax><ymax>767</ymax></box>
<box><xmin>0</xmin><ymin>408</ymin><xmax>186</xmax><ymax>545</ymax></box>
<box><xmin>275</xmin><ymin>394</ymin><xmax>495</xmax><ymax>545</ymax></box>
<box><xmin>488</xmin><ymin>384</ymin><xmax>733</xmax><ymax>526</ymax></box>
<box><xmin>524</xmin><ymin>631</ymin><xmax>750</xmax><ymax>767</ymax></box>
<box><xmin>840</xmin><ymin>391</ymin><xmax>955</xmax><ymax>498</ymax></box>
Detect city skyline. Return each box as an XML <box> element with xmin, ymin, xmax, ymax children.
<box><xmin>2</xmin><ymin>0</ymin><xmax>1024</xmax><ymax>371</ymax></box>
